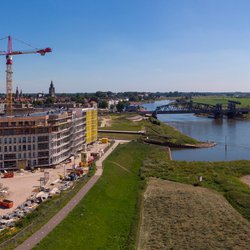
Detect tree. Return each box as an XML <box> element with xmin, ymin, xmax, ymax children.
<box><xmin>116</xmin><ymin>101</ymin><xmax>129</xmax><ymax>112</ymax></box>
<box><xmin>44</xmin><ymin>97</ymin><xmax>55</xmax><ymax>105</ymax></box>
<box><xmin>98</xmin><ymin>100</ymin><xmax>108</xmax><ymax>109</ymax></box>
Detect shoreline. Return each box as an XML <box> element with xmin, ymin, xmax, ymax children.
<box><xmin>143</xmin><ymin>138</ymin><xmax>216</xmax><ymax>149</ymax></box>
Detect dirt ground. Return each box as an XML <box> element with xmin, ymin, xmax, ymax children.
<box><xmin>241</xmin><ymin>175</ymin><xmax>250</xmax><ymax>187</ymax></box>
<box><xmin>0</xmin><ymin>141</ymin><xmax>109</xmax><ymax>216</ymax></box>
<box><xmin>138</xmin><ymin>178</ymin><xmax>250</xmax><ymax>250</ymax></box>
<box><xmin>126</xmin><ymin>115</ymin><xmax>143</xmax><ymax>121</ymax></box>
<box><xmin>99</xmin><ymin>117</ymin><xmax>111</xmax><ymax>128</ymax></box>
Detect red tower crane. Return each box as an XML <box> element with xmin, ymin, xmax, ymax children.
<box><xmin>0</xmin><ymin>36</ymin><xmax>52</xmax><ymax>115</ymax></box>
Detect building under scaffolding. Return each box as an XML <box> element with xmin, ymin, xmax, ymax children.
<box><xmin>0</xmin><ymin>108</ymin><xmax>98</xmax><ymax>170</ymax></box>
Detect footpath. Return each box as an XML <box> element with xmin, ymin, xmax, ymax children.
<box><xmin>15</xmin><ymin>140</ymin><xmax>125</xmax><ymax>250</ymax></box>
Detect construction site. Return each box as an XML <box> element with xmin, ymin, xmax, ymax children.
<box><xmin>0</xmin><ymin>36</ymin><xmax>100</xmax><ymax>231</ymax></box>
<box><xmin>0</xmin><ymin>140</ymin><xmax>109</xmax><ymax>229</ymax></box>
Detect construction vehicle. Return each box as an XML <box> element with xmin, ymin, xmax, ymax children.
<box><xmin>0</xmin><ymin>199</ymin><xmax>13</xmax><ymax>208</ymax></box>
<box><xmin>0</xmin><ymin>36</ymin><xmax>52</xmax><ymax>115</ymax></box>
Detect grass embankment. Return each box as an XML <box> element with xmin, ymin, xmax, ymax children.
<box><xmin>193</xmin><ymin>96</ymin><xmax>250</xmax><ymax>108</ymax></box>
<box><xmin>99</xmin><ymin>114</ymin><xmax>199</xmax><ymax>146</ymax></box>
<box><xmin>34</xmin><ymin>142</ymin><xmax>162</xmax><ymax>250</ymax></box>
<box><xmin>31</xmin><ymin>142</ymin><xmax>250</xmax><ymax>249</ymax></box>
<box><xmin>144</xmin><ymin>118</ymin><xmax>198</xmax><ymax>145</ymax></box>
<box><xmin>138</xmin><ymin>146</ymin><xmax>250</xmax><ymax>249</ymax></box>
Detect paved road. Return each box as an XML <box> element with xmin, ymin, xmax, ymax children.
<box><xmin>16</xmin><ymin>140</ymin><xmax>122</xmax><ymax>250</ymax></box>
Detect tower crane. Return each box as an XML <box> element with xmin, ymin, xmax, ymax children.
<box><xmin>0</xmin><ymin>36</ymin><xmax>52</xmax><ymax>115</ymax></box>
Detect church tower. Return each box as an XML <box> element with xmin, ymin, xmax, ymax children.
<box><xmin>15</xmin><ymin>87</ymin><xmax>20</xmax><ymax>99</ymax></box>
<box><xmin>49</xmin><ymin>81</ymin><xmax>55</xmax><ymax>98</ymax></box>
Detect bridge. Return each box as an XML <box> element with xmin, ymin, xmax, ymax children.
<box><xmin>141</xmin><ymin>100</ymin><xmax>250</xmax><ymax>118</ymax></box>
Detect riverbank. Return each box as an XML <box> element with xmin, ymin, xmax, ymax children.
<box><xmin>143</xmin><ymin>138</ymin><xmax>216</xmax><ymax>148</ymax></box>
<box><xmin>99</xmin><ymin>114</ymin><xmax>213</xmax><ymax>148</ymax></box>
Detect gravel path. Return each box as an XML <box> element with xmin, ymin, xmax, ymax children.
<box><xmin>15</xmin><ymin>140</ymin><xmax>123</xmax><ymax>250</ymax></box>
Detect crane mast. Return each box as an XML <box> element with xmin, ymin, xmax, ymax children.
<box><xmin>0</xmin><ymin>35</ymin><xmax>52</xmax><ymax>115</ymax></box>
<box><xmin>6</xmin><ymin>36</ymin><xmax>13</xmax><ymax>115</ymax></box>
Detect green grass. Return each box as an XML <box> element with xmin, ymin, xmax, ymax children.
<box><xmin>99</xmin><ymin>132</ymin><xmax>142</xmax><ymax>140</ymax></box>
<box><xmin>193</xmin><ymin>96</ymin><xmax>250</xmax><ymax>108</ymax></box>
<box><xmin>100</xmin><ymin>114</ymin><xmax>199</xmax><ymax>145</ymax></box>
<box><xmin>25</xmin><ymin>142</ymin><xmax>250</xmax><ymax>249</ymax></box>
<box><xmin>139</xmin><ymin>179</ymin><xmax>250</xmax><ymax>250</ymax></box>
<box><xmin>141</xmin><ymin>157</ymin><xmax>250</xmax><ymax>221</ymax></box>
<box><xmin>144</xmin><ymin>118</ymin><xmax>199</xmax><ymax>145</ymax></box>
<box><xmin>102</xmin><ymin>114</ymin><xmax>145</xmax><ymax>131</ymax></box>
<box><xmin>34</xmin><ymin>142</ymin><xmax>158</xmax><ymax>250</ymax></box>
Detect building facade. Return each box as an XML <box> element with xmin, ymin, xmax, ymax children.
<box><xmin>0</xmin><ymin>108</ymin><xmax>97</xmax><ymax>170</ymax></box>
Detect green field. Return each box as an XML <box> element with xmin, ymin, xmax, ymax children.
<box><xmin>141</xmin><ymin>157</ymin><xmax>250</xmax><ymax>221</ymax></box>
<box><xmin>193</xmin><ymin>96</ymin><xmax>250</xmax><ymax>108</ymax></box>
<box><xmin>139</xmin><ymin>179</ymin><xmax>250</xmax><ymax>249</ymax></box>
<box><xmin>34</xmin><ymin>142</ymin><xmax>160</xmax><ymax>250</ymax></box>
<box><xmin>99</xmin><ymin>114</ymin><xmax>199</xmax><ymax>145</ymax></box>
<box><xmin>101</xmin><ymin>114</ymin><xmax>145</xmax><ymax>131</ymax></box>
<box><xmin>34</xmin><ymin>142</ymin><xmax>250</xmax><ymax>249</ymax></box>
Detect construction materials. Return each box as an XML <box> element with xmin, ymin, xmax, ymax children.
<box><xmin>0</xmin><ymin>199</ymin><xmax>13</xmax><ymax>208</ymax></box>
<box><xmin>3</xmin><ymin>172</ymin><xmax>14</xmax><ymax>178</ymax></box>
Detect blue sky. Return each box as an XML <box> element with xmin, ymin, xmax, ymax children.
<box><xmin>0</xmin><ymin>0</ymin><xmax>249</xmax><ymax>93</ymax></box>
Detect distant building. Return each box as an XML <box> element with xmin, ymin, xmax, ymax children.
<box><xmin>49</xmin><ymin>81</ymin><xmax>56</xmax><ymax>98</ymax></box>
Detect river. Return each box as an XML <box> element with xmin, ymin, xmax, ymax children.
<box><xmin>142</xmin><ymin>100</ymin><xmax>250</xmax><ymax>161</ymax></box>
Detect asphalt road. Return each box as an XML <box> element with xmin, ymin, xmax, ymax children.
<box><xmin>15</xmin><ymin>140</ymin><xmax>122</xmax><ymax>250</ymax></box>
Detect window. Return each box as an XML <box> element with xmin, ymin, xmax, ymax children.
<box><xmin>14</xmin><ymin>146</ymin><xmax>16</xmax><ymax>151</ymax></box>
<box><xmin>23</xmin><ymin>145</ymin><xmax>26</xmax><ymax>151</ymax></box>
<box><xmin>28</xmin><ymin>137</ymin><xmax>31</xmax><ymax>143</ymax></box>
<box><xmin>19</xmin><ymin>145</ymin><xmax>21</xmax><ymax>151</ymax></box>
<box><xmin>28</xmin><ymin>145</ymin><xmax>31</xmax><ymax>150</ymax></box>
<box><xmin>13</xmin><ymin>138</ymin><xmax>16</xmax><ymax>143</ymax></box>
<box><xmin>23</xmin><ymin>137</ymin><xmax>26</xmax><ymax>143</ymax></box>
<box><xmin>19</xmin><ymin>137</ymin><xmax>22</xmax><ymax>143</ymax></box>
<box><xmin>4</xmin><ymin>138</ymin><xmax>7</xmax><ymax>144</ymax></box>
<box><xmin>4</xmin><ymin>146</ymin><xmax>7</xmax><ymax>152</ymax></box>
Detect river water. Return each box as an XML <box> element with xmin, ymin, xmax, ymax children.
<box><xmin>142</xmin><ymin>100</ymin><xmax>250</xmax><ymax>161</ymax></box>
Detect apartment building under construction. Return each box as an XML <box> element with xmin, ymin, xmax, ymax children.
<box><xmin>0</xmin><ymin>108</ymin><xmax>98</xmax><ymax>170</ymax></box>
